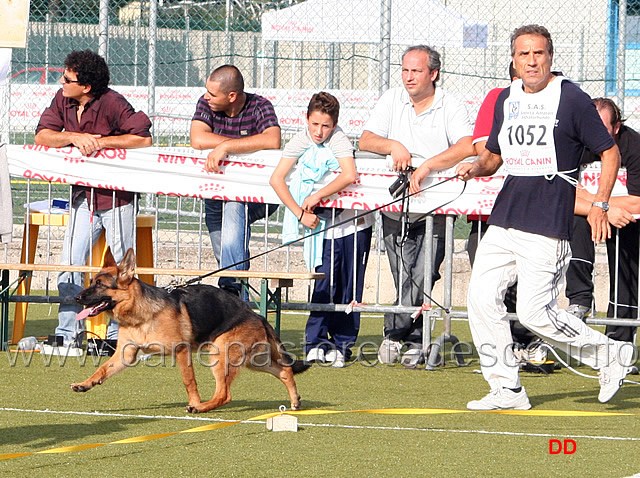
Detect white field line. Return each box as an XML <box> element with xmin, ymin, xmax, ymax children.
<box><xmin>0</xmin><ymin>407</ymin><xmax>639</xmax><ymax>442</ymax></box>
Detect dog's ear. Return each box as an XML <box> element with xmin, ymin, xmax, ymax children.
<box><xmin>118</xmin><ymin>248</ymin><xmax>137</xmax><ymax>284</ymax></box>
<box><xmin>103</xmin><ymin>247</ymin><xmax>117</xmax><ymax>268</ymax></box>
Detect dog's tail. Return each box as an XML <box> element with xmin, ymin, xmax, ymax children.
<box><xmin>291</xmin><ymin>360</ymin><xmax>312</xmax><ymax>374</ymax></box>
<box><xmin>277</xmin><ymin>342</ymin><xmax>311</xmax><ymax>374</ymax></box>
<box><xmin>261</xmin><ymin>317</ymin><xmax>311</xmax><ymax>374</ymax></box>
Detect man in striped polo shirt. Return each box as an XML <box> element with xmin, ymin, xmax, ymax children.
<box><xmin>190</xmin><ymin>65</ymin><xmax>281</xmax><ymax>296</ymax></box>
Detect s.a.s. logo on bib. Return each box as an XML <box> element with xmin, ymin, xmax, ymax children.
<box><xmin>508</xmin><ymin>101</ymin><xmax>520</xmax><ymax>120</ymax></box>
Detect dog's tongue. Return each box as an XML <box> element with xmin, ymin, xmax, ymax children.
<box><xmin>76</xmin><ymin>308</ymin><xmax>93</xmax><ymax>321</ymax></box>
<box><xmin>76</xmin><ymin>304</ymin><xmax>102</xmax><ymax>321</ymax></box>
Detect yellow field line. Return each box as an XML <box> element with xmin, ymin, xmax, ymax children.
<box><xmin>0</xmin><ymin>407</ymin><xmax>634</xmax><ymax>461</ymax></box>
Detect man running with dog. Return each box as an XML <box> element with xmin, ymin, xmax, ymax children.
<box><xmin>455</xmin><ymin>24</ymin><xmax>633</xmax><ymax>410</ymax></box>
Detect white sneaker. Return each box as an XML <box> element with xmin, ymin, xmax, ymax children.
<box><xmin>400</xmin><ymin>348</ymin><xmax>423</xmax><ymax>367</ymax></box>
<box><xmin>325</xmin><ymin>349</ymin><xmax>345</xmax><ymax>368</ymax></box>
<box><xmin>598</xmin><ymin>342</ymin><xmax>634</xmax><ymax>403</ymax></box>
<box><xmin>378</xmin><ymin>338</ymin><xmax>402</xmax><ymax>364</ymax></box>
<box><xmin>522</xmin><ymin>339</ymin><xmax>548</xmax><ymax>363</ymax></box>
<box><xmin>467</xmin><ymin>387</ymin><xmax>532</xmax><ymax>411</ymax></box>
<box><xmin>306</xmin><ymin>347</ymin><xmax>326</xmax><ymax>363</ymax></box>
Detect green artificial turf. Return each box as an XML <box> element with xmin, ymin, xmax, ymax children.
<box><xmin>1</xmin><ymin>304</ymin><xmax>639</xmax><ymax>477</ymax></box>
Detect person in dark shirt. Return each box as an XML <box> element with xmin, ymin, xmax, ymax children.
<box><xmin>457</xmin><ymin>25</ymin><xmax>631</xmax><ymax>410</ymax></box>
<box><xmin>467</xmin><ymin>63</ymin><xmax>539</xmax><ymax>355</ymax></box>
<box><xmin>572</xmin><ymin>98</ymin><xmax>640</xmax><ymax>343</ymax></box>
<box><xmin>35</xmin><ymin>49</ymin><xmax>152</xmax><ymax>344</ymax></box>
<box><xmin>190</xmin><ymin>65</ymin><xmax>280</xmax><ymax>296</ymax></box>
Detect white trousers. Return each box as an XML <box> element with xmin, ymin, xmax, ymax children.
<box><xmin>468</xmin><ymin>226</ymin><xmax>614</xmax><ymax>389</ymax></box>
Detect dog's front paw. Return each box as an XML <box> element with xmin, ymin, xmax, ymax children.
<box><xmin>290</xmin><ymin>395</ymin><xmax>302</xmax><ymax>411</ymax></box>
<box><xmin>71</xmin><ymin>383</ymin><xmax>92</xmax><ymax>392</ymax></box>
<box><xmin>186</xmin><ymin>404</ymin><xmax>202</xmax><ymax>414</ymax></box>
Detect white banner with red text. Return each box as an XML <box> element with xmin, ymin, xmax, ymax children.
<box><xmin>6</xmin><ymin>145</ymin><xmax>627</xmax><ymax>216</ymax></box>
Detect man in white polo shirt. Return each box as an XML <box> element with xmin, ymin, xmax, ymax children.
<box><xmin>359</xmin><ymin>45</ymin><xmax>474</xmax><ymax>366</ymax></box>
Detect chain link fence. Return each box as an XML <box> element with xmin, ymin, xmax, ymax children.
<box><xmin>4</xmin><ymin>0</ymin><xmax>640</xmax><ymax>144</ymax></box>
<box><xmin>0</xmin><ymin>0</ymin><xmax>633</xmax><ymax>329</ymax></box>
<box><xmin>2</xmin><ymin>0</ymin><xmax>636</xmax><ymax>251</ymax></box>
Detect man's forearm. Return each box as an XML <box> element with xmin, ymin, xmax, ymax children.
<box><xmin>190</xmin><ymin>129</ymin><xmax>229</xmax><ymax>150</ymax></box>
<box><xmin>468</xmin><ymin>150</ymin><xmax>503</xmax><ymax>178</ymax></box>
<box><xmin>216</xmin><ymin>132</ymin><xmax>281</xmax><ymax>154</ymax></box>
<box><xmin>593</xmin><ymin>145</ymin><xmax>621</xmax><ymax>203</ymax></box>
<box><xmin>35</xmin><ymin>129</ymin><xmax>151</xmax><ymax>150</ymax></box>
<box><xmin>610</xmin><ymin>195</ymin><xmax>640</xmax><ymax>215</ymax></box>
<box><xmin>192</xmin><ymin>124</ymin><xmax>280</xmax><ymax>153</ymax></box>
<box><xmin>574</xmin><ymin>195</ymin><xmax>594</xmax><ymax>216</ymax></box>
<box><xmin>577</xmin><ymin>192</ymin><xmax>640</xmax><ymax>217</ymax></box>
<box><xmin>422</xmin><ymin>136</ymin><xmax>474</xmax><ymax>171</ymax></box>
<box><xmin>35</xmin><ymin>129</ymin><xmax>75</xmax><ymax>148</ymax></box>
<box><xmin>99</xmin><ymin>134</ymin><xmax>152</xmax><ymax>149</ymax></box>
<box><xmin>359</xmin><ymin>131</ymin><xmax>395</xmax><ymax>155</ymax></box>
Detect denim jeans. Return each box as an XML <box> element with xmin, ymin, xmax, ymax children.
<box><xmin>56</xmin><ymin>197</ymin><xmax>135</xmax><ymax>342</ymax></box>
<box><xmin>204</xmin><ymin>199</ymin><xmax>272</xmax><ymax>294</ymax></box>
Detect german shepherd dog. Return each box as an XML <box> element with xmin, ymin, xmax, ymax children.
<box><xmin>72</xmin><ymin>247</ymin><xmax>310</xmax><ymax>413</ymax></box>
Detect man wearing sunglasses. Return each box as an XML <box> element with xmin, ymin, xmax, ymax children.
<box><xmin>35</xmin><ymin>50</ymin><xmax>152</xmax><ymax>346</ymax></box>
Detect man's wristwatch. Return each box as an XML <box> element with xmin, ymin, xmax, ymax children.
<box><xmin>592</xmin><ymin>201</ymin><xmax>610</xmax><ymax>212</ymax></box>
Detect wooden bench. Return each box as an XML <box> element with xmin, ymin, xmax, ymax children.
<box><xmin>0</xmin><ymin>263</ymin><xmax>323</xmax><ymax>351</ymax></box>
<box><xmin>14</xmin><ymin>213</ymin><xmax>156</xmax><ymax>343</ymax></box>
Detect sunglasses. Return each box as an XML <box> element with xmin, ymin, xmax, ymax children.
<box><xmin>62</xmin><ymin>74</ymin><xmax>80</xmax><ymax>84</ymax></box>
